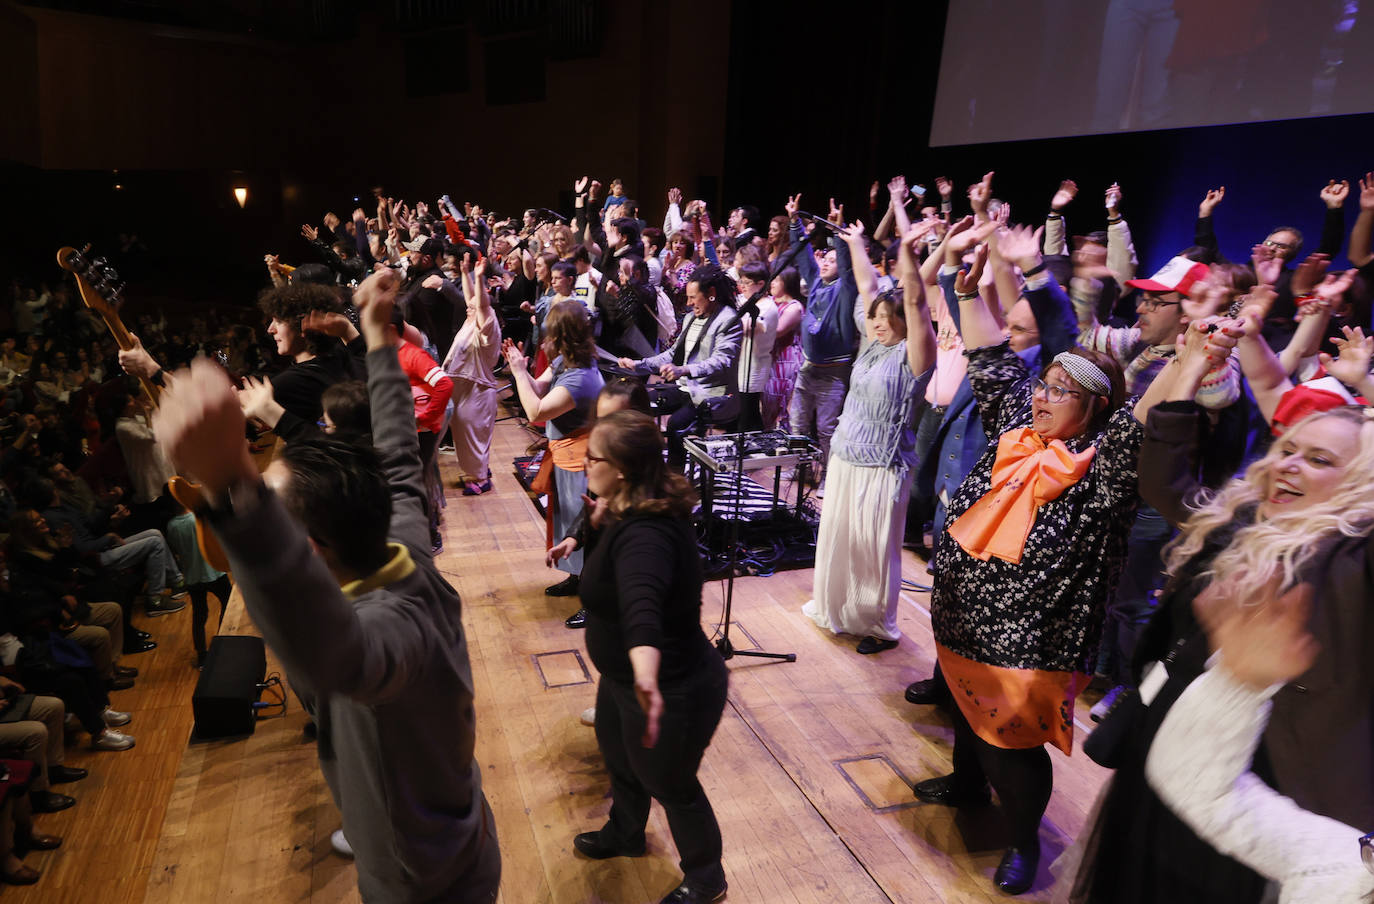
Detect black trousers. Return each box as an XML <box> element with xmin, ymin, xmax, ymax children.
<box><xmin>190</xmin><ymin>574</ymin><xmax>234</xmax><ymax>656</ymax></box>
<box><xmin>593</xmin><ymin>654</ymin><xmax>729</xmax><ymax>888</ymax></box>
<box><xmin>950</xmin><ymin>702</ymin><xmax>1052</xmax><ymax>851</ymax></box>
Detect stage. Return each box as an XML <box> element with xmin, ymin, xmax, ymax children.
<box><xmin>12</xmin><ymin>412</ymin><xmax>1111</xmax><ymax>904</ymax></box>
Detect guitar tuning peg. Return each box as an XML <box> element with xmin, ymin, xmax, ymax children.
<box><xmin>102</xmin><ymin>265</ymin><xmax>120</xmax><ymax>283</ymax></box>
<box><xmin>81</xmin><ymin>243</ymin><xmax>92</xmax><ymax>253</ymax></box>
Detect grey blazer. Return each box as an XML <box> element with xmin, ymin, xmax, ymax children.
<box><xmin>641</xmin><ymin>305</ymin><xmax>743</xmax><ymax>401</ymax></box>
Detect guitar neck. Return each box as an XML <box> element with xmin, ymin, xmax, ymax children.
<box><xmin>100</xmin><ymin>311</ymin><xmax>160</xmax><ymax>407</ymax></box>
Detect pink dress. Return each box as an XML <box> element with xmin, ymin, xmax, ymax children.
<box><xmin>762</xmin><ymin>298</ymin><xmax>804</xmax><ymax>431</ymax></box>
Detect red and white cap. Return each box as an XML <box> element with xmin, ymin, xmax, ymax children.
<box><xmin>1125</xmin><ymin>256</ymin><xmax>1210</xmax><ymax>296</ymax></box>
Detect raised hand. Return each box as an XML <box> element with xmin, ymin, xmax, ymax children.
<box><xmin>589</xmin><ymin>179</ymin><xmax>603</xmax><ymax>200</ymax></box>
<box><xmin>1290</xmin><ymin>252</ymin><xmax>1331</xmax><ymax>297</ymax></box>
<box><xmin>995</xmin><ymin>223</ymin><xmax>1044</xmax><ymax>270</ymax></box>
<box><xmin>1105</xmin><ymin>182</ymin><xmax>1123</xmax><ymax>213</ymax></box>
<box><xmin>236</xmin><ymin>374</ymin><xmax>281</xmax><ymax>425</ymax></box>
<box><xmin>501</xmin><ymin>337</ymin><xmax>527</xmax><ymax>372</ymax></box>
<box><xmin>1051</xmin><ymin>179</ymin><xmax>1078</xmax><ymax>211</ymax></box>
<box><xmin>1251</xmin><ymin>243</ymin><xmax>1283</xmax><ymax>285</ymax></box>
<box><xmin>1314</xmin><ymin>267</ymin><xmax>1358</xmax><ymax>308</ymax></box>
<box><xmin>668</xmin><ymin>186</ymin><xmax>682</xmax><ymax>206</ymax></box>
<box><xmin>935</xmin><ymin>176</ymin><xmax>953</xmax><ymax>199</ymax></box>
<box><xmin>840</xmin><ymin>220</ymin><xmax>866</xmax><ymax>244</ymax></box>
<box><xmin>1360</xmin><ymin>172</ymin><xmax>1374</xmax><ymax>211</ymax></box>
<box><xmin>887</xmin><ymin>175</ymin><xmax>908</xmax><ymax>204</ymax></box>
<box><xmin>1320</xmin><ymin>178</ymin><xmax>1350</xmax><ymax>209</ymax></box>
<box><xmin>828</xmin><ymin>197</ymin><xmax>844</xmax><ymax>225</ymax></box>
<box><xmin>352</xmin><ymin>207</ymin><xmax>367</xmax><ymax>222</ymax></box>
<box><xmin>1239</xmin><ymin>283</ymin><xmax>1278</xmax><ymax>323</ymax></box>
<box><xmin>301</xmin><ymin>309</ymin><xmax>355</xmax><ymax>338</ymax></box>
<box><xmin>153</xmin><ymin>358</ymin><xmax>255</xmax><ymax>499</ymax></box>
<box><xmin>784</xmin><ymin>193</ymin><xmax>801</xmax><ymax>220</ymax></box>
<box><xmin>301</xmin><ymin>224</ymin><xmax>319</xmax><ymax>242</ymax></box>
<box><xmin>323</xmin><ymin>212</ymin><xmax>340</xmax><ymax>230</ymax></box>
<box><xmin>869</xmin><ymin>181</ymin><xmax>880</xmax><ymax>205</ymax></box>
<box><xmin>575</xmin><ymin>176</ymin><xmax>589</xmax><ymax>194</ymax></box>
<box><xmin>1318</xmin><ymin>324</ymin><xmax>1373</xmax><ymax>387</ymax></box>
<box><xmin>1194</xmin><ymin>577</ymin><xmax>1318</xmax><ymax>691</ymax></box>
<box><xmin>954</xmin><ymin>243</ymin><xmax>989</xmax><ymax>295</ymax></box>
<box><xmin>1199</xmin><ymin>186</ymin><xmax>1225</xmax><ymax>217</ymax></box>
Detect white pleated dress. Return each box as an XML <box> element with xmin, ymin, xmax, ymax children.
<box><xmin>802</xmin><ymin>339</ymin><xmax>931</xmax><ymax>641</ymax></box>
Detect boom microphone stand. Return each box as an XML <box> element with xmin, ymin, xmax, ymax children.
<box><xmin>713</xmin><ymin>220</ymin><xmax>827</xmax><ymax>664</ymax></box>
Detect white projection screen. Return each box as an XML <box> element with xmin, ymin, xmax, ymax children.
<box><xmin>930</xmin><ymin>0</ymin><xmax>1374</xmax><ymax>146</ymax></box>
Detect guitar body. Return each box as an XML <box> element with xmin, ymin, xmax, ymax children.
<box><xmin>57</xmin><ymin>246</ymin><xmax>231</xmax><ymax>573</ymax></box>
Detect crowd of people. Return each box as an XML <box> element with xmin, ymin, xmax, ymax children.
<box><xmin>6</xmin><ymin>164</ymin><xmax>1374</xmax><ymax>902</ymax></box>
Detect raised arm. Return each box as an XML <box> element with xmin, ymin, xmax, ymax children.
<box><xmin>841</xmin><ymin>222</ymin><xmax>880</xmax><ymax>343</ymax></box>
<box><xmin>1235</xmin><ymin>307</ymin><xmax>1293</xmax><ymax>424</ymax></box>
<box><xmin>899</xmin><ymin>227</ymin><xmax>937</xmax><ymax>376</ymax></box>
<box><xmin>1349</xmin><ymin>172</ymin><xmax>1374</xmax><ymax>268</ymax></box>
<box><xmin>1104</xmin><ymin>183</ymin><xmax>1138</xmax><ymax>284</ymax></box>
<box><xmin>1317</xmin><ymin>178</ymin><xmax>1348</xmax><ymax>257</ymax></box>
<box><xmin>1043</xmin><ymin>179</ymin><xmax>1076</xmax><ymax>256</ymax></box>
<box><xmin>785</xmin><ymin>193</ymin><xmax>819</xmax><ymax>289</ymax></box>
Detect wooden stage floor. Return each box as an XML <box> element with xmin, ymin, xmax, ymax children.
<box><xmin>13</xmin><ymin>412</ymin><xmax>1111</xmax><ymax>904</ymax></box>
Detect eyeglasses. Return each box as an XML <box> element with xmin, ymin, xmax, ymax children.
<box><xmin>1136</xmin><ymin>295</ymin><xmax>1181</xmax><ymax>313</ymax></box>
<box><xmin>1361</xmin><ymin>832</ymin><xmax>1373</xmax><ymax>875</ymax></box>
<box><xmin>1032</xmin><ymin>378</ymin><xmax>1083</xmax><ymax>404</ymax></box>
<box><xmin>1263</xmin><ymin>238</ymin><xmax>1295</xmax><ymax>251</ymax></box>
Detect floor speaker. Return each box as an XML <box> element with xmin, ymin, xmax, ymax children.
<box><xmin>192</xmin><ymin>635</ymin><xmax>266</xmax><ymax>740</ymax></box>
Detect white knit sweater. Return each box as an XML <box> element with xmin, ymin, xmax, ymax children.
<box><xmin>1146</xmin><ymin>667</ymin><xmax>1374</xmax><ymax>904</ymax></box>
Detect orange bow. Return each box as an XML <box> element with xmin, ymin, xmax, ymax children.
<box><xmin>947</xmin><ymin>427</ymin><xmax>1096</xmax><ymax>564</ymax></box>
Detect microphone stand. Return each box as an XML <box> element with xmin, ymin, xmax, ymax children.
<box><xmin>712</xmin><ymin>222</ymin><xmax>823</xmax><ymax>665</ymax></box>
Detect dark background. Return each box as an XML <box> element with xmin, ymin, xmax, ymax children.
<box><xmin>2</xmin><ymin>0</ymin><xmax>1373</xmax><ymax>317</ymax></box>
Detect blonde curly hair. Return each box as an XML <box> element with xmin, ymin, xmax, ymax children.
<box><xmin>1165</xmin><ymin>406</ymin><xmax>1374</xmax><ymax>602</ymax></box>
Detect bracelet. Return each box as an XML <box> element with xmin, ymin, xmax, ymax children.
<box><xmin>1023</xmin><ymin>262</ymin><xmax>1047</xmax><ymax>277</ymax></box>
<box><xmin>1107</xmin><ymin>216</ymin><xmax>1122</xmax><ymax>224</ymax></box>
<box><xmin>1047</xmin><ymin>213</ymin><xmax>1064</xmax><ymax>219</ymax></box>
<box><xmin>151</xmin><ymin>368</ymin><xmax>166</xmax><ymax>387</ymax></box>
<box><xmin>956</xmin><ymin>291</ymin><xmax>979</xmax><ymax>302</ymax></box>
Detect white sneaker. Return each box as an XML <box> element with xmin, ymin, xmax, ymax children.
<box><xmin>102</xmin><ymin>707</ymin><xmax>132</xmax><ymax>727</ymax></box>
<box><xmin>579</xmin><ymin>707</ymin><xmax>596</xmax><ymax>726</ymax></box>
<box><xmin>330</xmin><ymin>829</ymin><xmax>354</xmax><ymax>858</ymax></box>
<box><xmin>92</xmin><ymin>728</ymin><xmax>135</xmax><ymax>751</ymax></box>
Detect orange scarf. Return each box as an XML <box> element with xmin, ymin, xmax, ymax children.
<box><xmin>529</xmin><ymin>430</ymin><xmax>590</xmax><ymax>549</ymax></box>
<box><xmin>947</xmin><ymin>427</ymin><xmax>1095</xmax><ymax>565</ymax></box>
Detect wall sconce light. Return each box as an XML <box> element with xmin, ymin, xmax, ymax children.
<box><xmin>233</xmin><ymin>186</ymin><xmax>248</xmax><ymax>208</ymax></box>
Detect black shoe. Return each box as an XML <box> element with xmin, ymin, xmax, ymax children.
<box><xmin>430</xmin><ymin>534</ymin><xmax>444</xmax><ymax>554</ymax></box>
<box><xmin>122</xmin><ymin>639</ymin><xmax>157</xmax><ymax>655</ymax></box>
<box><xmin>114</xmin><ymin>665</ymin><xmax>139</xmax><ymax>678</ymax></box>
<box><xmin>660</xmin><ymin>881</ymin><xmax>728</xmax><ymax>904</ymax></box>
<box><xmin>572</xmin><ymin>831</ymin><xmax>645</xmax><ymax>860</ymax></box>
<box><xmin>912</xmin><ymin>773</ymin><xmax>992</xmax><ymax>808</ymax></box>
<box><xmin>904</xmin><ymin>676</ymin><xmax>952</xmax><ymax>706</ymax></box>
<box><xmin>855</xmin><ymin>635</ymin><xmax>898</xmax><ymax>654</ymax></box>
<box><xmin>48</xmin><ymin>765</ymin><xmax>88</xmax><ymax>784</ymax></box>
<box><xmin>31</xmin><ymin>790</ymin><xmax>75</xmax><ymax>813</ymax></box>
<box><xmin>132</xmin><ymin>628</ymin><xmax>153</xmax><ymax>641</ymax></box>
<box><xmin>302</xmin><ymin>720</ymin><xmax>318</xmax><ymax>742</ymax></box>
<box><xmin>546</xmin><ymin>575</ymin><xmax>580</xmax><ymax>596</ymax></box>
<box><xmin>110</xmin><ymin>676</ymin><xmax>135</xmax><ymax>691</ymax></box>
<box><xmin>993</xmin><ymin>844</ymin><xmax>1040</xmax><ymax>895</ymax></box>
<box><xmin>564</xmin><ymin>608</ymin><xmax>588</xmax><ymax>629</ymax></box>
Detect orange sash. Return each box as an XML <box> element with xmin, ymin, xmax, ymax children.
<box><xmin>529</xmin><ymin>431</ymin><xmax>589</xmax><ymax>549</ymax></box>
<box><xmin>947</xmin><ymin>427</ymin><xmax>1095</xmax><ymax>565</ymax></box>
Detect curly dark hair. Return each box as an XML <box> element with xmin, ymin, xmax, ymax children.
<box><xmin>685</xmin><ymin>262</ymin><xmax>737</xmax><ymax>309</ymax></box>
<box><xmin>257</xmin><ymin>283</ymin><xmax>343</xmax><ymax>356</ymax></box>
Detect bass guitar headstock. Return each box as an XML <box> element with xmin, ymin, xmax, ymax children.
<box><xmin>57</xmin><ymin>245</ymin><xmax>126</xmax><ymax>320</ymax></box>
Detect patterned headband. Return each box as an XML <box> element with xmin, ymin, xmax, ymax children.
<box><xmin>1052</xmin><ymin>352</ymin><xmax>1111</xmax><ymax>397</ymax></box>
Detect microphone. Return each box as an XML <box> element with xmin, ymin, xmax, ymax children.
<box><xmin>737</xmin><ymin>287</ymin><xmax>767</xmax><ymax>324</ymax></box>
<box><xmin>795</xmin><ymin>210</ymin><xmax>846</xmax><ymax>232</ymax></box>
<box><xmin>538</xmin><ymin>207</ymin><xmax>569</xmax><ymax>223</ymax></box>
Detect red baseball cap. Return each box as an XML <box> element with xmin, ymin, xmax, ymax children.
<box><xmin>1125</xmin><ymin>256</ymin><xmax>1210</xmax><ymax>296</ymax></box>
